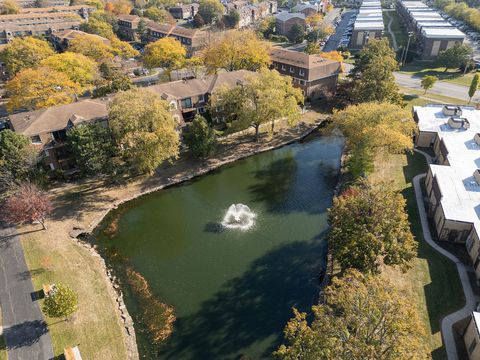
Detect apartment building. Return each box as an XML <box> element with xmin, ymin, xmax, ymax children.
<box><xmin>464</xmin><ymin>312</ymin><xmax>480</xmax><ymax>360</ymax></box>
<box><xmin>146</xmin><ymin>22</ymin><xmax>207</xmax><ymax>57</ymax></box>
<box><xmin>349</xmin><ymin>1</ymin><xmax>383</xmax><ymax>49</ymax></box>
<box><xmin>168</xmin><ymin>3</ymin><xmax>199</xmax><ymax>20</ymax></box>
<box><xmin>224</xmin><ymin>0</ymin><xmax>277</xmax><ymax>28</ymax></box>
<box><xmin>7</xmin><ymin>99</ymin><xmax>109</xmax><ymax>172</ymax></box>
<box><xmin>0</xmin><ymin>0</ymin><xmax>69</xmax><ymax>8</ymax></box>
<box><xmin>116</xmin><ymin>14</ymin><xmax>141</xmax><ymax>41</ymax></box>
<box><xmin>0</xmin><ymin>6</ymin><xmax>94</xmax><ymax>44</ymax></box>
<box><xmin>291</xmin><ymin>3</ymin><xmax>319</xmax><ymax>17</ymax></box>
<box><xmin>275</xmin><ymin>12</ymin><xmax>305</xmax><ymax>36</ymax></box>
<box><xmin>51</xmin><ymin>29</ymin><xmax>110</xmax><ymax>50</ymax></box>
<box><xmin>270</xmin><ymin>47</ymin><xmax>341</xmax><ymax>99</ymax></box>
<box><xmin>5</xmin><ymin>70</ymin><xmax>254</xmax><ymax>171</ymax></box>
<box><xmin>397</xmin><ymin>0</ymin><xmax>465</xmax><ymax>59</ymax></box>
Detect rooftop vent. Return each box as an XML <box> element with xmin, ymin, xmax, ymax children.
<box><xmin>448</xmin><ymin>116</ymin><xmax>470</xmax><ymax>129</ymax></box>
<box><xmin>475</xmin><ymin>133</ymin><xmax>480</xmax><ymax>146</ymax></box>
<box><xmin>474</xmin><ymin>169</ymin><xmax>480</xmax><ymax>186</ymax></box>
<box><xmin>442</xmin><ymin>105</ymin><xmax>462</xmax><ymax>117</ymax></box>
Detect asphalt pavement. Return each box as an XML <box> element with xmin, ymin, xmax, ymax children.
<box><xmin>323</xmin><ymin>10</ymin><xmax>356</xmax><ymax>52</ymax></box>
<box><xmin>0</xmin><ymin>225</ymin><xmax>54</xmax><ymax>360</ymax></box>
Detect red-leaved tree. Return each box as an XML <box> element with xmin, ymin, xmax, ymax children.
<box><xmin>2</xmin><ymin>183</ymin><xmax>52</xmax><ymax>230</ymax></box>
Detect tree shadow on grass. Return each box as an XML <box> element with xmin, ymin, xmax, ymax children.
<box><xmin>3</xmin><ymin>320</ymin><xmax>49</xmax><ymax>350</ymax></box>
<box><xmin>157</xmin><ymin>234</ymin><xmax>327</xmax><ymax>360</ymax></box>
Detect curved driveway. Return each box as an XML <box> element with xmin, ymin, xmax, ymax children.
<box><xmin>0</xmin><ymin>225</ymin><xmax>53</xmax><ymax>360</ymax></box>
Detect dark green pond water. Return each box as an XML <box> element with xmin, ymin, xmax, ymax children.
<box><xmin>96</xmin><ymin>135</ymin><xmax>343</xmax><ymax>360</ymax></box>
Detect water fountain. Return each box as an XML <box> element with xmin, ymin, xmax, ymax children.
<box><xmin>221</xmin><ymin>204</ymin><xmax>256</xmax><ymax>230</ymax></box>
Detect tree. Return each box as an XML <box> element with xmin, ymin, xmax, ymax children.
<box><xmin>0</xmin><ymin>130</ymin><xmax>38</xmax><ymax>199</ymax></box>
<box><xmin>1</xmin><ymin>37</ymin><xmax>54</xmax><ymax>75</ymax></box>
<box><xmin>108</xmin><ymin>88</ymin><xmax>180</xmax><ymax>174</ymax></box>
<box><xmin>40</xmin><ymin>52</ymin><xmax>99</xmax><ymax>91</ymax></box>
<box><xmin>143</xmin><ymin>37</ymin><xmax>186</xmax><ymax>79</ymax></box>
<box><xmin>212</xmin><ymin>68</ymin><xmax>303</xmax><ymax>141</ymax></box>
<box><xmin>198</xmin><ymin>0</ymin><xmax>224</xmax><ymax>24</ymax></box>
<box><xmin>437</xmin><ymin>43</ymin><xmax>472</xmax><ymax>71</ymax></box>
<box><xmin>202</xmin><ymin>30</ymin><xmax>271</xmax><ymax>73</ymax></box>
<box><xmin>304</xmin><ymin>42</ymin><xmax>320</xmax><ymax>55</ymax></box>
<box><xmin>0</xmin><ymin>0</ymin><xmax>20</xmax><ymax>14</ymax></box>
<box><xmin>257</xmin><ymin>16</ymin><xmax>275</xmax><ymax>39</ymax></box>
<box><xmin>348</xmin><ymin>39</ymin><xmax>401</xmax><ymax>104</ymax></box>
<box><xmin>6</xmin><ymin>68</ymin><xmax>81</xmax><ymax>112</ymax></box>
<box><xmin>68</xmin><ymin>34</ymin><xmax>115</xmax><ymax>63</ymax></box>
<box><xmin>193</xmin><ymin>12</ymin><xmax>205</xmax><ymax>28</ymax></box>
<box><xmin>420</xmin><ymin>75</ymin><xmax>437</xmax><ymax>94</ymax></box>
<box><xmin>305</xmin><ymin>13</ymin><xmax>323</xmax><ymax>28</ymax></box>
<box><xmin>468</xmin><ymin>73</ymin><xmax>479</xmax><ymax>104</ymax></box>
<box><xmin>144</xmin><ymin>7</ymin><xmax>174</xmax><ymax>23</ymax></box>
<box><xmin>110</xmin><ymin>37</ymin><xmax>139</xmax><ymax>59</ymax></box>
<box><xmin>332</xmin><ymin>102</ymin><xmax>415</xmax><ymax>178</ymax></box>
<box><xmin>328</xmin><ymin>181</ymin><xmax>417</xmax><ymax>273</ymax></box>
<box><xmin>1</xmin><ymin>183</ymin><xmax>52</xmax><ymax>230</ymax></box>
<box><xmin>95</xmin><ymin>62</ymin><xmax>133</xmax><ymax>96</ymax></box>
<box><xmin>275</xmin><ymin>269</ymin><xmax>427</xmax><ymax>360</ymax></box>
<box><xmin>67</xmin><ymin>123</ymin><xmax>115</xmax><ymax>176</ymax></box>
<box><xmin>184</xmin><ymin>115</ymin><xmax>217</xmax><ymax>158</ymax></box>
<box><xmin>288</xmin><ymin>23</ymin><xmax>305</xmax><ymax>44</ymax></box>
<box><xmin>80</xmin><ymin>16</ymin><xmax>115</xmax><ymax>38</ymax></box>
<box><xmin>43</xmin><ymin>283</ymin><xmax>79</xmax><ymax>320</ymax></box>
<box><xmin>136</xmin><ymin>18</ymin><xmax>149</xmax><ymax>43</ymax></box>
<box><xmin>223</xmin><ymin>9</ymin><xmax>240</xmax><ymax>28</ymax></box>
<box><xmin>104</xmin><ymin>0</ymin><xmax>131</xmax><ymax>15</ymax></box>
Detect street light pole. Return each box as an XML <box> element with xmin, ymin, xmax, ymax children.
<box><xmin>402</xmin><ymin>32</ymin><xmax>413</xmax><ymax>66</ymax></box>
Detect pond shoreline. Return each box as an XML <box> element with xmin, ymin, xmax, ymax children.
<box><xmin>70</xmin><ymin>119</ymin><xmax>330</xmax><ymax>358</ymax></box>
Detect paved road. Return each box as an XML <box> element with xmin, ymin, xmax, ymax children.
<box><xmin>0</xmin><ymin>226</ymin><xmax>54</xmax><ymax>360</ymax></box>
<box><xmin>323</xmin><ymin>10</ymin><xmax>356</xmax><ymax>52</ymax></box>
<box><xmin>343</xmin><ymin>63</ymin><xmax>480</xmax><ymax>103</ymax></box>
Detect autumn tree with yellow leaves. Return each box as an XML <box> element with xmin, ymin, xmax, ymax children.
<box><xmin>143</xmin><ymin>37</ymin><xmax>186</xmax><ymax>79</ymax></box>
<box><xmin>1</xmin><ymin>37</ymin><xmax>54</xmax><ymax>75</ymax></box>
<box><xmin>275</xmin><ymin>269</ymin><xmax>427</xmax><ymax>360</ymax></box>
<box><xmin>6</xmin><ymin>68</ymin><xmax>81</xmax><ymax>112</ymax></box>
<box><xmin>201</xmin><ymin>30</ymin><xmax>271</xmax><ymax>73</ymax></box>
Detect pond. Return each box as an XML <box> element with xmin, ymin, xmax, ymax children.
<box><xmin>95</xmin><ymin>135</ymin><xmax>343</xmax><ymax>360</ymax></box>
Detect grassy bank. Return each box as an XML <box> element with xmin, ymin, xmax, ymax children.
<box><xmin>401</xmin><ymin>87</ymin><xmax>469</xmax><ymax>108</ymax></box>
<box><xmin>400</xmin><ymin>62</ymin><xmax>478</xmax><ymax>87</ymax></box>
<box><xmin>383</xmin><ymin>10</ymin><xmax>408</xmax><ymax>48</ymax></box>
<box><xmin>370</xmin><ymin>151</ymin><xmax>465</xmax><ymax>359</ymax></box>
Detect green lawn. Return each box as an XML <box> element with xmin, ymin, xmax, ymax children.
<box><xmin>382</xmin><ymin>10</ymin><xmax>408</xmax><ymax>49</ymax></box>
<box><xmin>371</xmin><ymin>151</ymin><xmax>465</xmax><ymax>359</ymax></box>
<box><xmin>401</xmin><ymin>87</ymin><xmax>468</xmax><ymax>108</ymax></box>
<box><xmin>400</xmin><ymin>61</ymin><xmax>478</xmax><ymax>87</ymax></box>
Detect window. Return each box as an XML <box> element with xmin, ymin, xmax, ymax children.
<box><xmin>299</xmin><ymin>69</ymin><xmax>305</xmax><ymax>76</ymax></box>
<box><xmin>169</xmin><ymin>101</ymin><xmax>177</xmax><ymax>110</ymax></box>
<box><xmin>181</xmin><ymin>97</ymin><xmax>192</xmax><ymax>108</ymax></box>
<box><xmin>198</xmin><ymin>107</ymin><xmax>205</xmax><ymax>113</ymax></box>
<box><xmin>467</xmin><ymin>236</ymin><xmax>475</xmax><ymax>252</ymax></box>
<box><xmin>290</xmin><ymin>66</ymin><xmax>294</xmax><ymax>73</ymax></box>
<box><xmin>281</xmin><ymin>64</ymin><xmax>286</xmax><ymax>71</ymax></box>
<box><xmin>31</xmin><ymin>135</ymin><xmax>41</xmax><ymax>144</ymax></box>
<box><xmin>198</xmin><ymin>94</ymin><xmax>205</xmax><ymax>103</ymax></box>
<box><xmin>469</xmin><ymin>338</ymin><xmax>477</xmax><ymax>355</ymax></box>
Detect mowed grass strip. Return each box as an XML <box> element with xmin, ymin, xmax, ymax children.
<box><xmin>370</xmin><ymin>151</ymin><xmax>465</xmax><ymax>360</ymax></box>
<box><xmin>21</xmin><ymin>229</ymin><xmax>127</xmax><ymax>359</ymax></box>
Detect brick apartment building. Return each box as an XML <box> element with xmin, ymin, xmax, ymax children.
<box><xmin>270</xmin><ymin>48</ymin><xmax>341</xmax><ymax>100</ymax></box>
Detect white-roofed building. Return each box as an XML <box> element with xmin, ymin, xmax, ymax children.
<box><xmin>397</xmin><ymin>0</ymin><xmax>465</xmax><ymax>59</ymax></box>
<box><xmin>349</xmin><ymin>0</ymin><xmax>383</xmax><ymax>49</ymax></box>
<box><xmin>414</xmin><ymin>105</ymin><xmax>480</xmax><ymax>280</ymax></box>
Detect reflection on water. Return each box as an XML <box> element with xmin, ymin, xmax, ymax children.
<box><xmin>95</xmin><ymin>136</ymin><xmax>343</xmax><ymax>360</ymax></box>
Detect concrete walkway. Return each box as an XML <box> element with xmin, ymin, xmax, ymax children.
<box><xmin>383</xmin><ymin>10</ymin><xmax>398</xmax><ymax>51</ymax></box>
<box><xmin>412</xmin><ymin>152</ymin><xmax>477</xmax><ymax>360</ymax></box>
<box><xmin>0</xmin><ymin>225</ymin><xmax>54</xmax><ymax>360</ymax></box>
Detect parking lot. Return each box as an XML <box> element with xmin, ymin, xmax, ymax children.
<box><xmin>323</xmin><ymin>10</ymin><xmax>357</xmax><ymax>52</ymax></box>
